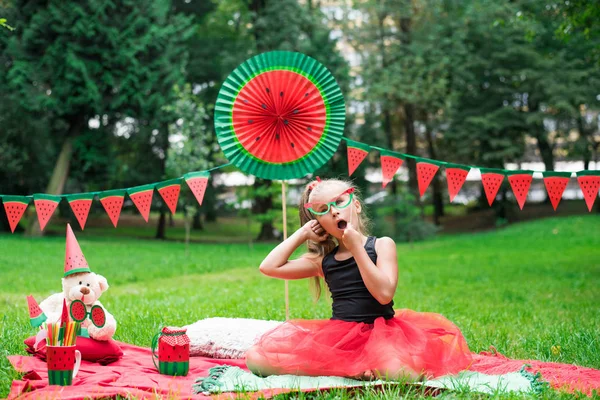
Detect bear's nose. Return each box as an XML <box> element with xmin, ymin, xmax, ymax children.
<box><xmin>80</xmin><ymin>287</ymin><xmax>90</xmax><ymax>295</ymax></box>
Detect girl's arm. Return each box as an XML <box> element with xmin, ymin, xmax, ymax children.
<box><xmin>259</xmin><ymin>224</ymin><xmax>324</xmax><ymax>280</ymax></box>
<box><xmin>349</xmin><ymin>235</ymin><xmax>398</xmax><ymax>305</ymax></box>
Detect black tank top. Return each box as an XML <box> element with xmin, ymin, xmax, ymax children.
<box><xmin>321</xmin><ymin>236</ymin><xmax>395</xmax><ymax>323</ymax></box>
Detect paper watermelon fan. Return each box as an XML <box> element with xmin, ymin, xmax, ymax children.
<box><xmin>215</xmin><ymin>51</ymin><xmax>346</xmax><ymax>180</ymax></box>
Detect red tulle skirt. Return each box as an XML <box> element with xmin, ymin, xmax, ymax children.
<box><xmin>252</xmin><ymin>309</ymin><xmax>472</xmax><ymax>378</ymax></box>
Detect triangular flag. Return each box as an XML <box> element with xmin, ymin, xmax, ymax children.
<box><xmin>576</xmin><ymin>170</ymin><xmax>600</xmax><ymax>212</ymax></box>
<box><xmin>345</xmin><ymin>139</ymin><xmax>371</xmax><ymax>177</ymax></box>
<box><xmin>98</xmin><ymin>189</ymin><xmax>125</xmax><ymax>227</ymax></box>
<box><xmin>33</xmin><ymin>194</ymin><xmax>61</xmax><ymax>231</ymax></box>
<box><xmin>480</xmin><ymin>168</ymin><xmax>505</xmax><ymax>206</ymax></box>
<box><xmin>66</xmin><ymin>193</ymin><xmax>95</xmax><ymax>230</ymax></box>
<box><xmin>377</xmin><ymin>149</ymin><xmax>404</xmax><ymax>189</ymax></box>
<box><xmin>2</xmin><ymin>196</ymin><xmax>30</xmax><ymax>233</ymax></box>
<box><xmin>127</xmin><ymin>184</ymin><xmax>154</xmax><ymax>222</ymax></box>
<box><xmin>184</xmin><ymin>171</ymin><xmax>210</xmax><ymax>206</ymax></box>
<box><xmin>156</xmin><ymin>178</ymin><xmax>182</xmax><ymax>215</ymax></box>
<box><xmin>445</xmin><ymin>164</ymin><xmax>471</xmax><ymax>202</ymax></box>
<box><xmin>64</xmin><ymin>223</ymin><xmax>91</xmax><ymax>277</ymax></box>
<box><xmin>506</xmin><ymin>170</ymin><xmax>533</xmax><ymax>210</ymax></box>
<box><xmin>27</xmin><ymin>295</ymin><xmax>47</xmax><ymax>328</ymax></box>
<box><xmin>416</xmin><ymin>158</ymin><xmax>445</xmax><ymax>197</ymax></box>
<box><xmin>542</xmin><ymin>172</ymin><xmax>572</xmax><ymax>211</ymax></box>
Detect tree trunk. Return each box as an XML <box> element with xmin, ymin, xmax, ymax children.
<box><xmin>399</xmin><ymin>11</ymin><xmax>421</xmax><ymax>211</ymax></box>
<box><xmin>27</xmin><ymin>136</ymin><xmax>75</xmax><ymax>236</ymax></box>
<box><xmin>425</xmin><ymin>122</ymin><xmax>444</xmax><ymax>225</ymax></box>
<box><xmin>577</xmin><ymin>115</ymin><xmax>592</xmax><ymax>170</ymax></box>
<box><xmin>156</xmin><ymin>123</ymin><xmax>170</xmax><ymax>240</ymax></box>
<box><xmin>192</xmin><ymin>206</ymin><xmax>203</xmax><ymax>230</ymax></box>
<box><xmin>253</xmin><ymin>178</ymin><xmax>277</xmax><ymax>241</ymax></box>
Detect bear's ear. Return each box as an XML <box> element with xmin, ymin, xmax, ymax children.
<box><xmin>96</xmin><ymin>274</ymin><xmax>109</xmax><ymax>293</ymax></box>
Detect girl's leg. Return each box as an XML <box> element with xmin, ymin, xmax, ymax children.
<box><xmin>245</xmin><ymin>345</ymin><xmax>316</xmax><ymax>377</ymax></box>
<box><xmin>245</xmin><ymin>345</ymin><xmax>280</xmax><ymax>377</ymax></box>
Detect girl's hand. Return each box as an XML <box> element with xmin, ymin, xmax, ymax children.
<box><xmin>341</xmin><ymin>223</ymin><xmax>362</xmax><ymax>252</ymax></box>
<box><xmin>302</xmin><ymin>220</ymin><xmax>329</xmax><ymax>242</ymax></box>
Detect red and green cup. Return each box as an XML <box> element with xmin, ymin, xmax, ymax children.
<box><xmin>46</xmin><ymin>345</ymin><xmax>81</xmax><ymax>386</ymax></box>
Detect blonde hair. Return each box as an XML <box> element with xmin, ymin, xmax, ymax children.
<box><xmin>299</xmin><ymin>178</ymin><xmax>371</xmax><ymax>301</ymax></box>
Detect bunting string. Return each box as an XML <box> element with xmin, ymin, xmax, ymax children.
<box><xmin>0</xmin><ymin>163</ymin><xmax>231</xmax><ymax>233</ymax></box>
<box><xmin>342</xmin><ymin>137</ymin><xmax>600</xmax><ymax>212</ymax></box>
<box><xmin>2</xmin><ymin>137</ymin><xmax>600</xmax><ymax>235</ymax></box>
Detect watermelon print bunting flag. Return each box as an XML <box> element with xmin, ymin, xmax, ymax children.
<box><xmin>27</xmin><ymin>295</ymin><xmax>47</xmax><ymax>328</ymax></box>
<box><xmin>66</xmin><ymin>193</ymin><xmax>95</xmax><ymax>230</ymax></box>
<box><xmin>345</xmin><ymin>139</ymin><xmax>371</xmax><ymax>177</ymax></box>
<box><xmin>2</xmin><ymin>195</ymin><xmax>30</xmax><ymax>233</ymax></box>
<box><xmin>33</xmin><ymin>194</ymin><xmax>61</xmax><ymax>231</ymax></box>
<box><xmin>184</xmin><ymin>171</ymin><xmax>210</xmax><ymax>206</ymax></box>
<box><xmin>506</xmin><ymin>170</ymin><xmax>533</xmax><ymax>210</ymax></box>
<box><xmin>127</xmin><ymin>184</ymin><xmax>154</xmax><ymax>222</ymax></box>
<box><xmin>99</xmin><ymin>189</ymin><xmax>125</xmax><ymax>227</ymax></box>
<box><xmin>214</xmin><ymin>51</ymin><xmax>345</xmax><ymax>180</ymax></box>
<box><xmin>480</xmin><ymin>168</ymin><xmax>505</xmax><ymax>206</ymax></box>
<box><xmin>576</xmin><ymin>170</ymin><xmax>600</xmax><ymax>212</ymax></box>
<box><xmin>157</xmin><ymin>178</ymin><xmax>182</xmax><ymax>215</ymax></box>
<box><xmin>542</xmin><ymin>171</ymin><xmax>572</xmax><ymax>211</ymax></box>
<box><xmin>445</xmin><ymin>163</ymin><xmax>471</xmax><ymax>202</ymax></box>
<box><xmin>377</xmin><ymin>149</ymin><xmax>404</xmax><ymax>189</ymax></box>
<box><xmin>416</xmin><ymin>158</ymin><xmax>445</xmax><ymax>197</ymax></box>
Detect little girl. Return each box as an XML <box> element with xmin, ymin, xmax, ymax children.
<box><xmin>245</xmin><ymin>178</ymin><xmax>472</xmax><ymax>380</ymax></box>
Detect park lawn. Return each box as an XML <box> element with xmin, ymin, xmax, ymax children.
<box><xmin>0</xmin><ymin>215</ymin><xmax>599</xmax><ymax>399</ymax></box>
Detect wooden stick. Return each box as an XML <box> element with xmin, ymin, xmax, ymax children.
<box><xmin>281</xmin><ymin>181</ymin><xmax>289</xmax><ymax>321</ymax></box>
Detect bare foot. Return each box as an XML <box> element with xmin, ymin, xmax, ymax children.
<box><xmin>351</xmin><ymin>370</ymin><xmax>376</xmax><ymax>381</ymax></box>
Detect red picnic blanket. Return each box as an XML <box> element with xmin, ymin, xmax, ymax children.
<box><xmin>7</xmin><ymin>343</ymin><xmax>600</xmax><ymax>399</ymax></box>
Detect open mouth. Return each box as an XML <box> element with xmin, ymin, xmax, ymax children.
<box><xmin>337</xmin><ymin>220</ymin><xmax>347</xmax><ymax>230</ymax></box>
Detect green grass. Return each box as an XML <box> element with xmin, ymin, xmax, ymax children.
<box><xmin>1</xmin><ymin>215</ymin><xmax>599</xmax><ymax>398</ymax></box>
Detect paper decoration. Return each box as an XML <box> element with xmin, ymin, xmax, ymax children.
<box><xmin>2</xmin><ymin>195</ymin><xmax>30</xmax><ymax>233</ymax></box>
<box><xmin>127</xmin><ymin>184</ymin><xmax>154</xmax><ymax>222</ymax></box>
<box><xmin>64</xmin><ymin>223</ymin><xmax>91</xmax><ymax>277</ymax></box>
<box><xmin>506</xmin><ymin>170</ymin><xmax>534</xmax><ymax>210</ymax></box>
<box><xmin>184</xmin><ymin>171</ymin><xmax>210</xmax><ymax>206</ymax></box>
<box><xmin>480</xmin><ymin>168</ymin><xmax>505</xmax><ymax>206</ymax></box>
<box><xmin>99</xmin><ymin>190</ymin><xmax>125</xmax><ymax>227</ymax></box>
<box><xmin>66</xmin><ymin>193</ymin><xmax>95</xmax><ymax>230</ymax></box>
<box><xmin>542</xmin><ymin>172</ymin><xmax>572</xmax><ymax>211</ymax></box>
<box><xmin>445</xmin><ymin>163</ymin><xmax>471</xmax><ymax>202</ymax></box>
<box><xmin>33</xmin><ymin>194</ymin><xmax>61</xmax><ymax>231</ymax></box>
<box><xmin>377</xmin><ymin>149</ymin><xmax>404</xmax><ymax>189</ymax></box>
<box><xmin>27</xmin><ymin>295</ymin><xmax>47</xmax><ymax>328</ymax></box>
<box><xmin>416</xmin><ymin>158</ymin><xmax>445</xmax><ymax>197</ymax></box>
<box><xmin>156</xmin><ymin>178</ymin><xmax>182</xmax><ymax>215</ymax></box>
<box><xmin>346</xmin><ymin>139</ymin><xmax>371</xmax><ymax>176</ymax></box>
<box><xmin>214</xmin><ymin>51</ymin><xmax>345</xmax><ymax>180</ymax></box>
<box><xmin>577</xmin><ymin>170</ymin><xmax>600</xmax><ymax>212</ymax></box>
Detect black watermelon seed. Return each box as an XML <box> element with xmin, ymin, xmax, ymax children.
<box><xmin>291</xmin><ymin>143</ymin><xmax>295</xmax><ymax>148</ymax></box>
<box><xmin>307</xmin><ymin>127</ymin><xmax>312</xmax><ymax>131</ymax></box>
<box><xmin>256</xmin><ymin>136</ymin><xmax>260</xmax><ymax>141</ymax></box>
<box><xmin>293</xmin><ymin>109</ymin><xmax>299</xmax><ymax>114</ymax></box>
<box><xmin>266</xmin><ymin>88</ymin><xmax>270</xmax><ymax>93</ymax></box>
<box><xmin>284</xmin><ymin>120</ymin><xmax>289</xmax><ymax>125</ymax></box>
<box><xmin>248</xmin><ymin>119</ymin><xmax>253</xmax><ymax>124</ymax></box>
<box><xmin>243</xmin><ymin>99</ymin><xmax>249</xmax><ymax>104</ymax></box>
<box><xmin>261</xmin><ymin>104</ymin><xmax>267</xmax><ymax>109</ymax></box>
<box><xmin>276</xmin><ymin>134</ymin><xmax>280</xmax><ymax>140</ymax></box>
<box><xmin>305</xmin><ymin>93</ymin><xmax>309</xmax><ymax>97</ymax></box>
<box><xmin>280</xmin><ymin>91</ymin><xmax>284</xmax><ymax>97</ymax></box>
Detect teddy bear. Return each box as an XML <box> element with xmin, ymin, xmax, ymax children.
<box><xmin>39</xmin><ymin>223</ymin><xmax>117</xmax><ymax>341</ymax></box>
<box><xmin>40</xmin><ymin>271</ymin><xmax>117</xmax><ymax>341</ymax></box>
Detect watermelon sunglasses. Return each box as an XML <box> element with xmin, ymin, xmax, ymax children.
<box><xmin>304</xmin><ymin>188</ymin><xmax>355</xmax><ymax>215</ymax></box>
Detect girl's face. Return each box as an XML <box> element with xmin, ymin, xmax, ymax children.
<box><xmin>307</xmin><ymin>183</ymin><xmax>361</xmax><ymax>239</ymax></box>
